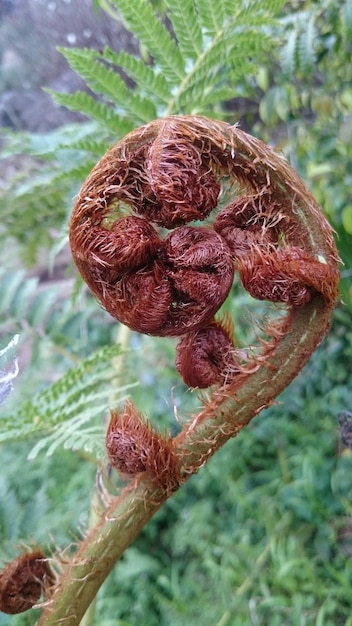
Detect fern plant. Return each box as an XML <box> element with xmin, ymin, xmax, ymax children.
<box><xmin>1</xmin><ymin>2</ymin><xmax>341</xmax><ymax>625</ymax></box>
<box><xmin>0</xmin><ymin>0</ymin><xmax>286</xmax><ymax>265</ymax></box>
<box><xmin>53</xmin><ymin>0</ymin><xmax>285</xmax><ymax>119</ymax></box>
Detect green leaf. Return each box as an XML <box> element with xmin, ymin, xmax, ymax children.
<box><xmin>47</xmin><ymin>89</ymin><xmax>134</xmax><ymax>137</ymax></box>
<box><xmin>195</xmin><ymin>0</ymin><xmax>226</xmax><ymax>35</ymax></box>
<box><xmin>0</xmin><ymin>344</ymin><xmax>138</xmax><ymax>456</ymax></box>
<box><xmin>280</xmin><ymin>26</ymin><xmax>299</xmax><ymax>76</ymax></box>
<box><xmin>58</xmin><ymin>47</ymin><xmax>156</xmax><ymax>123</ymax></box>
<box><xmin>110</xmin><ymin>0</ymin><xmax>185</xmax><ymax>82</ymax></box>
<box><xmin>298</xmin><ymin>14</ymin><xmax>316</xmax><ymax>74</ymax></box>
<box><xmin>101</xmin><ymin>48</ymin><xmax>171</xmax><ymax>103</ymax></box>
<box><xmin>174</xmin><ymin>31</ymin><xmax>269</xmax><ymax>111</ymax></box>
<box><xmin>164</xmin><ymin>0</ymin><xmax>204</xmax><ymax>61</ymax></box>
<box><xmin>0</xmin><ymin>269</ymin><xmax>27</xmax><ymax>316</ymax></box>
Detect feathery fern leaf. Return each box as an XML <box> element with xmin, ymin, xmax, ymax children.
<box><xmin>297</xmin><ymin>13</ymin><xmax>316</xmax><ymax>74</ymax></box>
<box><xmin>0</xmin><ymin>269</ymin><xmax>113</xmax><ymax>376</ymax></box>
<box><xmin>46</xmin><ymin>89</ymin><xmax>134</xmax><ymax>137</ymax></box>
<box><xmin>0</xmin><ymin>269</ymin><xmax>69</xmax><ymax>351</ymax></box>
<box><xmin>279</xmin><ymin>11</ymin><xmax>317</xmax><ymax>77</ymax></box>
<box><xmin>102</xmin><ymin>48</ymin><xmax>172</xmax><ymax>104</ymax></box>
<box><xmin>173</xmin><ymin>31</ymin><xmax>270</xmax><ymax>111</ymax></box>
<box><xmin>58</xmin><ymin>47</ymin><xmax>157</xmax><ymax>123</ymax></box>
<box><xmin>164</xmin><ymin>0</ymin><xmax>204</xmax><ymax>61</ymax></box>
<box><xmin>280</xmin><ymin>24</ymin><xmax>298</xmax><ymax>76</ymax></box>
<box><xmin>0</xmin><ymin>344</ymin><xmax>137</xmax><ymax>457</ymax></box>
<box><xmin>234</xmin><ymin>0</ymin><xmax>286</xmax><ymax>19</ymax></box>
<box><xmin>195</xmin><ymin>0</ymin><xmax>226</xmax><ymax>35</ymax></box>
<box><xmin>109</xmin><ymin>0</ymin><xmax>185</xmax><ymax>82</ymax></box>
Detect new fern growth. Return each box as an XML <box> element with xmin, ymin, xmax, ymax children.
<box><xmin>34</xmin><ymin>114</ymin><xmax>338</xmax><ymax>626</ymax></box>
<box><xmin>0</xmin><ymin>1</ymin><xmax>341</xmax><ymax>624</ymax></box>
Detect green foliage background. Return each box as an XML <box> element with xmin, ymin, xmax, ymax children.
<box><xmin>0</xmin><ymin>0</ymin><xmax>352</xmax><ymax>624</ymax></box>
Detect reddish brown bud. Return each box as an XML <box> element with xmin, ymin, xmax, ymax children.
<box><xmin>214</xmin><ymin>195</ymin><xmax>282</xmax><ymax>258</ymax></box>
<box><xmin>145</xmin><ymin>123</ymin><xmax>220</xmax><ymax>227</ymax></box>
<box><xmin>176</xmin><ymin>318</ymin><xmax>240</xmax><ymax>388</ymax></box>
<box><xmin>106</xmin><ymin>402</ymin><xmax>180</xmax><ymax>492</ymax></box>
<box><xmin>0</xmin><ymin>550</ymin><xmax>55</xmax><ymax>614</ymax></box>
<box><xmin>238</xmin><ymin>246</ymin><xmax>338</xmax><ymax>307</ymax></box>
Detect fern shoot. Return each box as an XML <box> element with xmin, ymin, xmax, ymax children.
<box><xmin>1</xmin><ymin>2</ymin><xmax>340</xmax><ymax>625</ymax></box>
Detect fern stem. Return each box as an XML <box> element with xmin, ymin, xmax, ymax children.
<box><xmin>38</xmin><ymin>116</ymin><xmax>338</xmax><ymax>624</ymax></box>
<box><xmin>38</xmin><ymin>294</ymin><xmax>333</xmax><ymax>626</ymax></box>
<box><xmin>80</xmin><ymin>322</ymin><xmax>132</xmax><ymax>626</ymax></box>
<box><xmin>79</xmin><ymin>489</ymin><xmax>102</xmax><ymax>626</ymax></box>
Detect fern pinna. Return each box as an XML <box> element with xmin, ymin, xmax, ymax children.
<box><xmin>0</xmin><ymin>1</ymin><xmax>340</xmax><ymax>624</ymax></box>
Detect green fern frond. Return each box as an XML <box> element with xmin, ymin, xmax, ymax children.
<box><xmin>280</xmin><ymin>11</ymin><xmax>317</xmax><ymax>77</ymax></box>
<box><xmin>109</xmin><ymin>0</ymin><xmax>185</xmax><ymax>82</ymax></box>
<box><xmin>0</xmin><ymin>270</ymin><xmax>111</xmax><ymax>371</ymax></box>
<box><xmin>0</xmin><ymin>344</ymin><xmax>137</xmax><ymax>457</ymax></box>
<box><xmin>102</xmin><ymin>48</ymin><xmax>171</xmax><ymax>104</ymax></box>
<box><xmin>47</xmin><ymin>160</ymin><xmax>102</xmax><ymax>187</ymax></box>
<box><xmin>58</xmin><ymin>47</ymin><xmax>156</xmax><ymax>123</ymax></box>
<box><xmin>233</xmin><ymin>0</ymin><xmax>286</xmax><ymax>19</ymax></box>
<box><xmin>0</xmin><ymin>122</ymin><xmax>98</xmax><ymax>160</ymax></box>
<box><xmin>172</xmin><ymin>31</ymin><xmax>270</xmax><ymax>112</ymax></box>
<box><xmin>58</xmin><ymin>137</ymin><xmax>111</xmax><ymax>158</ymax></box>
<box><xmin>280</xmin><ymin>25</ymin><xmax>298</xmax><ymax>76</ymax></box>
<box><xmin>46</xmin><ymin>89</ymin><xmax>134</xmax><ymax>137</ymax></box>
<box><xmin>164</xmin><ymin>0</ymin><xmax>204</xmax><ymax>61</ymax></box>
<box><xmin>0</xmin><ymin>269</ymin><xmax>64</xmax><ymax>336</ymax></box>
<box><xmin>195</xmin><ymin>0</ymin><xmax>226</xmax><ymax>35</ymax></box>
<box><xmin>297</xmin><ymin>14</ymin><xmax>316</xmax><ymax>74</ymax></box>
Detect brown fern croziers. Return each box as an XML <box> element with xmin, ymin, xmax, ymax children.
<box><xmin>70</xmin><ymin>115</ymin><xmax>339</xmax><ymax>389</ymax></box>
<box><xmin>0</xmin><ymin>550</ymin><xmax>55</xmax><ymax>615</ymax></box>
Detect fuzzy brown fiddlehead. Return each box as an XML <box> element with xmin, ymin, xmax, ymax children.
<box><xmin>237</xmin><ymin>246</ymin><xmax>337</xmax><ymax>307</ymax></box>
<box><xmin>33</xmin><ymin>116</ymin><xmax>339</xmax><ymax>626</ymax></box>
<box><xmin>70</xmin><ymin>115</ymin><xmax>339</xmax><ymax>390</ymax></box>
<box><xmin>146</xmin><ymin>122</ymin><xmax>221</xmax><ymax>227</ymax></box>
<box><xmin>175</xmin><ymin>318</ymin><xmax>240</xmax><ymax>389</ymax></box>
<box><xmin>213</xmin><ymin>195</ymin><xmax>283</xmax><ymax>258</ymax></box>
<box><xmin>0</xmin><ymin>550</ymin><xmax>55</xmax><ymax>615</ymax></box>
<box><xmin>106</xmin><ymin>401</ymin><xmax>180</xmax><ymax>493</ymax></box>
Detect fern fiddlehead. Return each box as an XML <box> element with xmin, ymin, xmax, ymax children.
<box><xmin>4</xmin><ymin>115</ymin><xmax>338</xmax><ymax>625</ymax></box>
<box><xmin>0</xmin><ymin>550</ymin><xmax>55</xmax><ymax>615</ymax></box>
<box><xmin>70</xmin><ymin>115</ymin><xmax>338</xmax><ymax>387</ymax></box>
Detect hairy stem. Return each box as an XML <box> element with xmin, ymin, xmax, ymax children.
<box><xmin>38</xmin><ymin>294</ymin><xmax>332</xmax><ymax>626</ymax></box>
<box><xmin>80</xmin><ymin>322</ymin><xmax>132</xmax><ymax>626</ymax></box>
<box><xmin>38</xmin><ymin>116</ymin><xmax>339</xmax><ymax>624</ymax></box>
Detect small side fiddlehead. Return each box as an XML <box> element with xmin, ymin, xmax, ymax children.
<box><xmin>0</xmin><ymin>550</ymin><xmax>55</xmax><ymax>615</ymax></box>
<box><xmin>106</xmin><ymin>401</ymin><xmax>180</xmax><ymax>493</ymax></box>
<box><xmin>175</xmin><ymin>318</ymin><xmax>240</xmax><ymax>389</ymax></box>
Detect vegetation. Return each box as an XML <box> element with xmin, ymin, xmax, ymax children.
<box><xmin>0</xmin><ymin>0</ymin><xmax>351</xmax><ymax>624</ymax></box>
